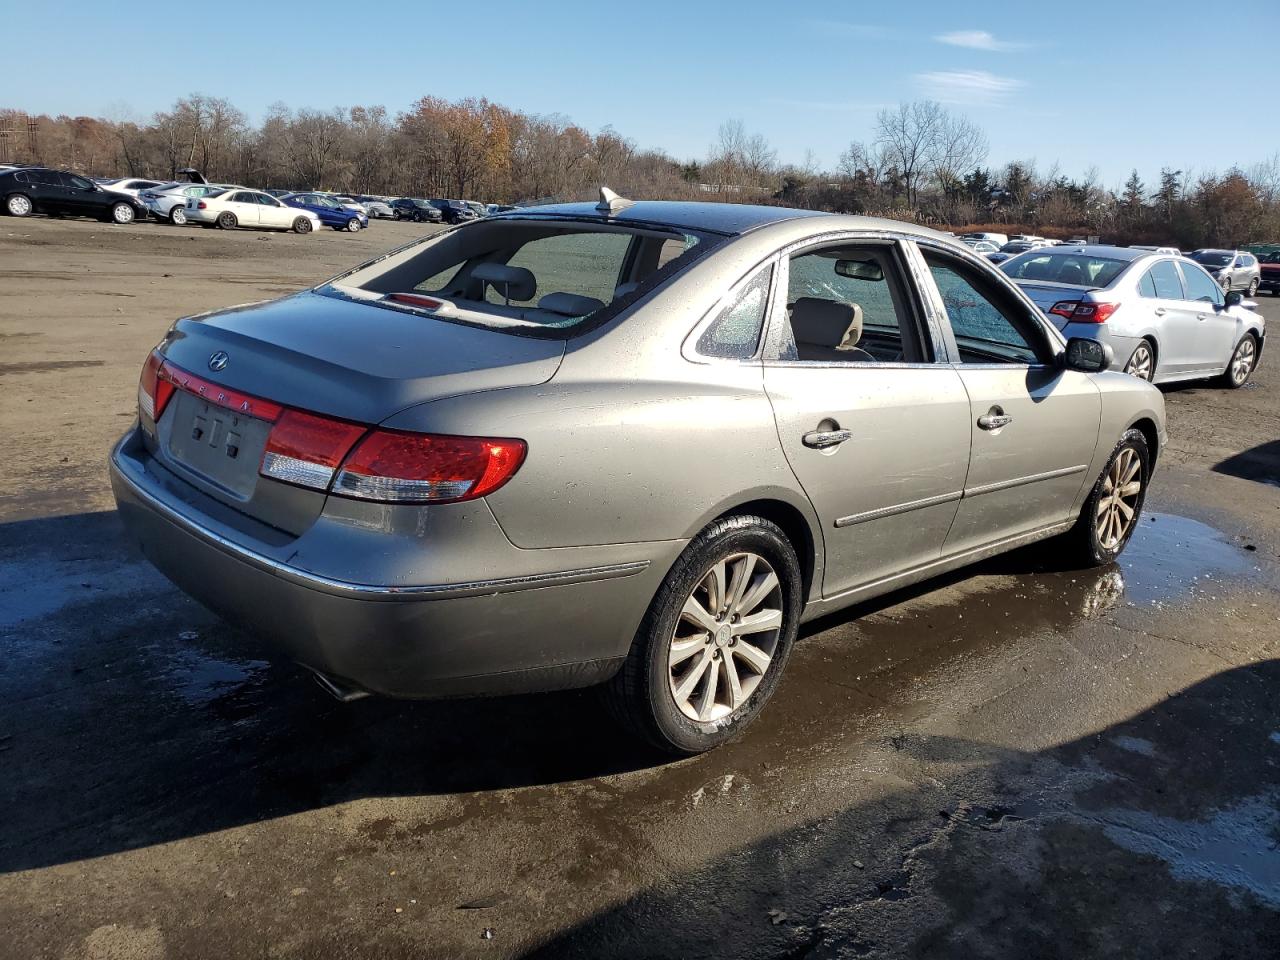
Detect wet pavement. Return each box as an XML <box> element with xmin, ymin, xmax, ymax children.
<box><xmin>2</xmin><ymin>225</ymin><xmax>1279</xmax><ymax>958</ymax></box>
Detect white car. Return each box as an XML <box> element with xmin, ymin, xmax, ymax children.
<box><xmin>185</xmin><ymin>188</ymin><xmax>321</xmax><ymax>233</ymax></box>
<box><xmin>142</xmin><ymin>182</ymin><xmax>241</xmax><ymax>225</ymax></box>
<box><xmin>330</xmin><ymin>195</ymin><xmax>368</xmax><ymax>215</ymax></box>
<box><xmin>99</xmin><ymin>177</ymin><xmax>164</xmax><ymax>199</ymax></box>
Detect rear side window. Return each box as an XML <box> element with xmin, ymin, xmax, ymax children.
<box><xmin>1145</xmin><ymin>260</ymin><xmax>1184</xmax><ymax>299</ymax></box>
<box><xmin>1139</xmin><ymin>271</ymin><xmax>1157</xmax><ymax>297</ymax></box>
<box><xmin>696</xmin><ymin>265</ymin><xmax>772</xmax><ymax>359</ymax></box>
<box><xmin>498</xmin><ymin>232</ymin><xmax>634</xmax><ymax>305</ymax></box>
<box><xmin>1180</xmin><ymin>262</ymin><xmax>1225</xmax><ymax>305</ymax></box>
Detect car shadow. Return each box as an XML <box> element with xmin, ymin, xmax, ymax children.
<box><xmin>1212</xmin><ymin>439</ymin><xmax>1280</xmax><ymax>488</ymax></box>
<box><xmin>524</xmin><ymin>659</ymin><xmax>1280</xmax><ymax>958</ymax></box>
<box><xmin>0</xmin><ymin>506</ymin><xmax>1261</xmax><ymax>880</ymax></box>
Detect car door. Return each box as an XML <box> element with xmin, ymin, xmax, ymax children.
<box><xmin>254</xmin><ymin>192</ymin><xmax>289</xmax><ymax>228</ymax></box>
<box><xmin>225</xmin><ymin>191</ymin><xmax>260</xmax><ymax>226</ymax></box>
<box><xmin>1177</xmin><ymin>259</ymin><xmax>1235</xmax><ymax>369</ymax></box>
<box><xmin>1140</xmin><ymin>258</ymin><xmax>1200</xmax><ymax>374</ymax></box>
<box><xmin>761</xmin><ymin>237</ymin><xmax>972</xmax><ymax>599</ymax></box>
<box><xmin>913</xmin><ymin>241</ymin><xmax>1102</xmax><ymax>554</ymax></box>
<box><xmin>63</xmin><ymin>173</ymin><xmax>104</xmax><ymax>217</ymax></box>
<box><xmin>28</xmin><ymin>169</ymin><xmax>72</xmax><ymax>213</ymax></box>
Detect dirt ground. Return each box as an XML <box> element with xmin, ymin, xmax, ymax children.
<box><xmin>2</xmin><ymin>216</ymin><xmax>1279</xmax><ymax>959</ymax></box>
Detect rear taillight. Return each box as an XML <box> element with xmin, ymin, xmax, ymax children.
<box><xmin>332</xmin><ymin>431</ymin><xmax>527</xmax><ymax>503</ymax></box>
<box><xmin>196</xmin><ymin>201</ymin><xmax>207</xmax><ymax>209</ymax></box>
<box><xmin>137</xmin><ymin>350</ymin><xmax>175</xmax><ymax>426</ymax></box>
<box><xmin>259</xmin><ymin>410</ymin><xmax>367</xmax><ymax>491</ymax></box>
<box><xmin>1049</xmin><ymin>300</ymin><xmax>1079</xmax><ymax>321</ymax></box>
<box><xmin>1069</xmin><ymin>301</ymin><xmax>1120</xmax><ymax>324</ymax></box>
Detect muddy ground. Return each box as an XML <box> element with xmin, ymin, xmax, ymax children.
<box><xmin>1</xmin><ymin>217</ymin><xmax>1279</xmax><ymax>959</ymax></box>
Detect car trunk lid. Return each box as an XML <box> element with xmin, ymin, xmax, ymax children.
<box><xmin>1012</xmin><ymin>280</ymin><xmax>1100</xmax><ymax>328</ymax></box>
<box><xmin>149</xmin><ymin>290</ymin><xmax>564</xmax><ymax>534</ymax></box>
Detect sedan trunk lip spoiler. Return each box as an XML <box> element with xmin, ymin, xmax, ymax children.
<box><xmin>110</xmin><ymin>436</ymin><xmax>649</xmax><ymax>602</ymax></box>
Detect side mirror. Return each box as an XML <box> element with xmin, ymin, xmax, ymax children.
<box><xmin>1064</xmin><ymin>337</ymin><xmax>1112</xmax><ymax>373</ymax></box>
<box><xmin>1223</xmin><ymin>290</ymin><xmax>1244</xmax><ymax>308</ymax></box>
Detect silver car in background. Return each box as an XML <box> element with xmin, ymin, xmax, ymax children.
<box><xmin>111</xmin><ymin>198</ymin><xmax>1167</xmax><ymax>754</ymax></box>
<box><xmin>1001</xmin><ymin>245</ymin><xmax>1264</xmax><ymax>387</ymax></box>
<box><xmin>1187</xmin><ymin>249</ymin><xmax>1262</xmax><ymax>296</ymax></box>
<box><xmin>141</xmin><ymin>181</ymin><xmax>242</xmax><ymax>225</ymax></box>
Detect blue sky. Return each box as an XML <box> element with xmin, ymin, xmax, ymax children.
<box><xmin>4</xmin><ymin>0</ymin><xmax>1273</xmax><ymax>187</ymax></box>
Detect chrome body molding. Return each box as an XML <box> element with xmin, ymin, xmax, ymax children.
<box><xmin>962</xmin><ymin>464</ymin><xmax>1089</xmax><ymax>499</ymax></box>
<box><xmin>834</xmin><ymin>490</ymin><xmax>964</xmax><ymax>528</ymax></box>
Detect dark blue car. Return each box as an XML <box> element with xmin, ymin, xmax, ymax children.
<box><xmin>279</xmin><ymin>193</ymin><xmax>369</xmax><ymax>232</ymax></box>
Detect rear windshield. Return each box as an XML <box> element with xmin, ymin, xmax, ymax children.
<box><xmin>321</xmin><ymin>217</ymin><xmax>720</xmax><ymax>338</ymax></box>
<box><xmin>1001</xmin><ymin>252</ymin><xmax>1130</xmax><ymax>287</ymax></box>
<box><xmin>1191</xmin><ymin>251</ymin><xmax>1232</xmax><ymax>267</ymax></box>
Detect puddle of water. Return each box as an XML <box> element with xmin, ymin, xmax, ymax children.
<box><xmin>1098</xmin><ymin>794</ymin><xmax>1280</xmax><ymax>907</ymax></box>
<box><xmin>161</xmin><ymin>645</ymin><xmax>270</xmax><ymax>707</ymax></box>
<box><xmin>1117</xmin><ymin>513</ymin><xmax>1257</xmax><ymax>606</ymax></box>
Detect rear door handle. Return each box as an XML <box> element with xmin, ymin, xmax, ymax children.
<box><xmin>1197</xmin><ymin>313</ymin><xmax>1208</xmax><ymax>321</ymax></box>
<box><xmin>803</xmin><ymin>429</ymin><xmax>852</xmax><ymax>449</ymax></box>
<box><xmin>1153</xmin><ymin>307</ymin><xmax>1166</xmax><ymax>316</ymax></box>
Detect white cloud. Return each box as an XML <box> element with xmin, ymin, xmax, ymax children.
<box><xmin>934</xmin><ymin>30</ymin><xmax>1028</xmax><ymax>52</ymax></box>
<box><xmin>914</xmin><ymin>70</ymin><xmax>1024</xmax><ymax>105</ymax></box>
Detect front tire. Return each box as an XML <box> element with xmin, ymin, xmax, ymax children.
<box><xmin>1220</xmin><ymin>333</ymin><xmax>1258</xmax><ymax>389</ymax></box>
<box><xmin>345</xmin><ymin>218</ymin><xmax>362</xmax><ymax>232</ymax></box>
<box><xmin>5</xmin><ymin>193</ymin><xmax>33</xmax><ymax>217</ymax></box>
<box><xmin>216</xmin><ymin>211</ymin><xmax>237</xmax><ymax>230</ymax></box>
<box><xmin>292</xmin><ymin>216</ymin><xmax>312</xmax><ymax>234</ymax></box>
<box><xmin>604</xmin><ymin>515</ymin><xmax>802</xmax><ymax>755</ymax></box>
<box><xmin>1056</xmin><ymin>429</ymin><xmax>1149</xmax><ymax>567</ymax></box>
<box><xmin>110</xmin><ymin>202</ymin><xmax>135</xmax><ymax>225</ymax></box>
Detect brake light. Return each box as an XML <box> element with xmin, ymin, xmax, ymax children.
<box><xmin>137</xmin><ymin>350</ymin><xmax>175</xmax><ymax>426</ymax></box>
<box><xmin>1070</xmin><ymin>301</ymin><xmax>1120</xmax><ymax>324</ymax></box>
<box><xmin>260</xmin><ymin>410</ymin><xmax>367</xmax><ymax>490</ymax></box>
<box><xmin>196</xmin><ymin>201</ymin><xmax>207</xmax><ymax>209</ymax></box>
<box><xmin>1049</xmin><ymin>300</ymin><xmax>1079</xmax><ymax>320</ymax></box>
<box><xmin>332</xmin><ymin>431</ymin><xmax>527</xmax><ymax>503</ymax></box>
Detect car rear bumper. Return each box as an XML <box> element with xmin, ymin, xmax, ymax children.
<box><xmin>110</xmin><ymin>428</ymin><xmax>677</xmax><ymax>698</ymax></box>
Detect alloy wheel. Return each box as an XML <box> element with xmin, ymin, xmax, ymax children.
<box><xmin>668</xmin><ymin>552</ymin><xmax>783</xmax><ymax>722</ymax></box>
<box><xmin>112</xmin><ymin>203</ymin><xmax>134</xmax><ymax>224</ymax></box>
<box><xmin>7</xmin><ymin>194</ymin><xmax>32</xmax><ymax>216</ymax></box>
<box><xmin>171</xmin><ymin>207</ymin><xmax>186</xmax><ymax>225</ymax></box>
<box><xmin>1095</xmin><ymin>448</ymin><xmax>1142</xmax><ymax>550</ymax></box>
<box><xmin>1124</xmin><ymin>343</ymin><xmax>1154</xmax><ymax>381</ymax></box>
<box><xmin>1231</xmin><ymin>337</ymin><xmax>1256</xmax><ymax>385</ymax></box>
<box><xmin>1248</xmin><ymin>279</ymin><xmax>1259</xmax><ymax>297</ymax></box>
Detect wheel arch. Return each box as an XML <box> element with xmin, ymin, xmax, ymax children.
<box><xmin>1128</xmin><ymin>416</ymin><xmax>1161</xmax><ymax>471</ymax></box>
<box><xmin>707</xmin><ymin>495</ymin><xmax>822</xmax><ymax>603</ymax></box>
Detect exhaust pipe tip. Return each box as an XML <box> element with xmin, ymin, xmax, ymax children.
<box><xmin>306</xmin><ymin>667</ymin><xmax>370</xmax><ymax>703</ymax></box>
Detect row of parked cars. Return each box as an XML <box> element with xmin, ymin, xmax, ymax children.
<box><xmin>0</xmin><ymin>163</ymin><xmax>513</xmax><ymax>235</ymax></box>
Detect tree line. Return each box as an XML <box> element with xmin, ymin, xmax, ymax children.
<box><xmin>2</xmin><ymin>94</ymin><xmax>1278</xmax><ymax>248</ymax></box>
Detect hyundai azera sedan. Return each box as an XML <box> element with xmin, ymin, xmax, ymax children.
<box><xmin>1001</xmin><ymin>245</ymin><xmax>1265</xmax><ymax>387</ymax></box>
<box><xmin>111</xmin><ymin>196</ymin><xmax>1167</xmax><ymax>753</ymax></box>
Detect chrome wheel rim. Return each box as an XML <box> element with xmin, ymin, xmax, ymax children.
<box><xmin>1231</xmin><ymin>338</ymin><xmax>1255</xmax><ymax>384</ymax></box>
<box><xmin>171</xmin><ymin>208</ymin><xmax>186</xmax><ymax>224</ymax></box>
<box><xmin>668</xmin><ymin>552</ymin><xmax>783</xmax><ymax>723</ymax></box>
<box><xmin>9</xmin><ymin>195</ymin><xmax>31</xmax><ymax>215</ymax></box>
<box><xmin>114</xmin><ymin>205</ymin><xmax>133</xmax><ymax>223</ymax></box>
<box><xmin>1096</xmin><ymin>448</ymin><xmax>1142</xmax><ymax>550</ymax></box>
<box><xmin>1125</xmin><ymin>344</ymin><xmax>1153</xmax><ymax>381</ymax></box>
<box><xmin>349</xmin><ymin>219</ymin><xmax>361</xmax><ymax>231</ymax></box>
<box><xmin>1249</xmin><ymin>280</ymin><xmax>1258</xmax><ymax>296</ymax></box>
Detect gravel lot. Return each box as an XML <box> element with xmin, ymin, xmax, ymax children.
<box><xmin>2</xmin><ymin>217</ymin><xmax>1279</xmax><ymax>959</ymax></box>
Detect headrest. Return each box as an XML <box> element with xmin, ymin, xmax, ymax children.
<box><xmin>791</xmin><ymin>297</ymin><xmax>863</xmax><ymax>349</ymax></box>
<box><xmin>472</xmin><ymin>262</ymin><xmax>535</xmax><ymax>301</ymax></box>
<box><xmin>537</xmin><ymin>292</ymin><xmax>605</xmax><ymax>317</ymax></box>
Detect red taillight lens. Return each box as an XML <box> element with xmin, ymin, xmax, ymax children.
<box><xmin>1049</xmin><ymin>300</ymin><xmax>1079</xmax><ymax>321</ymax></box>
<box><xmin>1071</xmin><ymin>301</ymin><xmax>1119</xmax><ymax>324</ymax></box>
<box><xmin>332</xmin><ymin>431</ymin><xmax>527</xmax><ymax>503</ymax></box>
<box><xmin>259</xmin><ymin>410</ymin><xmax>367</xmax><ymax>491</ymax></box>
<box><xmin>196</xmin><ymin>201</ymin><xmax>207</xmax><ymax>209</ymax></box>
<box><xmin>138</xmin><ymin>350</ymin><xmax>175</xmax><ymax>426</ymax></box>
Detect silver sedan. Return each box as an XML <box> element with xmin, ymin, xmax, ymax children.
<box><xmin>1001</xmin><ymin>245</ymin><xmax>1265</xmax><ymax>387</ymax></box>
<box><xmin>110</xmin><ymin>197</ymin><xmax>1167</xmax><ymax>753</ymax></box>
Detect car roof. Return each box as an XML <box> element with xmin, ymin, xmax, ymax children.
<box><xmin>503</xmin><ymin>200</ymin><xmax>835</xmax><ymax>235</ymax></box>
<box><xmin>1014</xmin><ymin>244</ymin><xmax>1153</xmax><ymax>261</ymax></box>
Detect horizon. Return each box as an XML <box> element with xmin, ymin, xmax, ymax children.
<box><xmin>3</xmin><ymin>0</ymin><xmax>1276</xmax><ymax>190</ymax></box>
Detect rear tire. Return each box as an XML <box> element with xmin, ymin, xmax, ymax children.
<box><xmin>1219</xmin><ymin>333</ymin><xmax>1258</xmax><ymax>389</ymax></box>
<box><xmin>5</xmin><ymin>193</ymin><xmax>33</xmax><ymax>217</ymax></box>
<box><xmin>168</xmin><ymin>206</ymin><xmax>187</xmax><ymax>226</ymax></box>
<box><xmin>292</xmin><ymin>216</ymin><xmax>312</xmax><ymax>234</ymax></box>
<box><xmin>1247</xmin><ymin>278</ymin><xmax>1259</xmax><ymax>297</ymax></box>
<box><xmin>1123</xmin><ymin>340</ymin><xmax>1156</xmax><ymax>381</ymax></box>
<box><xmin>216</xmin><ymin>211</ymin><xmax>237</xmax><ymax>230</ymax></box>
<box><xmin>603</xmin><ymin>515</ymin><xmax>802</xmax><ymax>755</ymax></box>
<box><xmin>1054</xmin><ymin>429</ymin><xmax>1150</xmax><ymax>567</ymax></box>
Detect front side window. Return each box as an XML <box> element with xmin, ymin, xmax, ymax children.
<box><xmin>67</xmin><ymin>175</ymin><xmax>93</xmax><ymax>190</ymax></box>
<box><xmin>1179</xmin><ymin>262</ymin><xmax>1225</xmax><ymax>305</ymax></box>
<box><xmin>1146</xmin><ymin>260</ymin><xmax>1184</xmax><ymax>300</ymax></box>
<box><xmin>695</xmin><ymin>265</ymin><xmax>772</xmax><ymax>360</ymax></box>
<box><xmin>924</xmin><ymin>251</ymin><xmax>1043</xmax><ymax>364</ymax></box>
<box><xmin>781</xmin><ymin>243</ymin><xmax>923</xmax><ymax>362</ymax></box>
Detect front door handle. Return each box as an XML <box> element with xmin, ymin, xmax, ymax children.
<box><xmin>803</xmin><ymin>428</ymin><xmax>852</xmax><ymax>449</ymax></box>
<box><xmin>978</xmin><ymin>410</ymin><xmax>1013</xmax><ymax>431</ymax></box>
<box><xmin>1197</xmin><ymin>313</ymin><xmax>1208</xmax><ymax>321</ymax></box>
<box><xmin>1153</xmin><ymin>307</ymin><xmax>1166</xmax><ymax>316</ymax></box>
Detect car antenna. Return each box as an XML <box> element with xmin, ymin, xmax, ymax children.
<box><xmin>596</xmin><ymin>186</ymin><xmax>633</xmax><ymax>214</ymax></box>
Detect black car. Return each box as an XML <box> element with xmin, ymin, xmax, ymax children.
<box><xmin>389</xmin><ymin>198</ymin><xmax>444</xmax><ymax>223</ymax></box>
<box><xmin>428</xmin><ymin>198</ymin><xmax>479</xmax><ymax>224</ymax></box>
<box><xmin>1</xmin><ymin>167</ymin><xmax>148</xmax><ymax>223</ymax></box>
